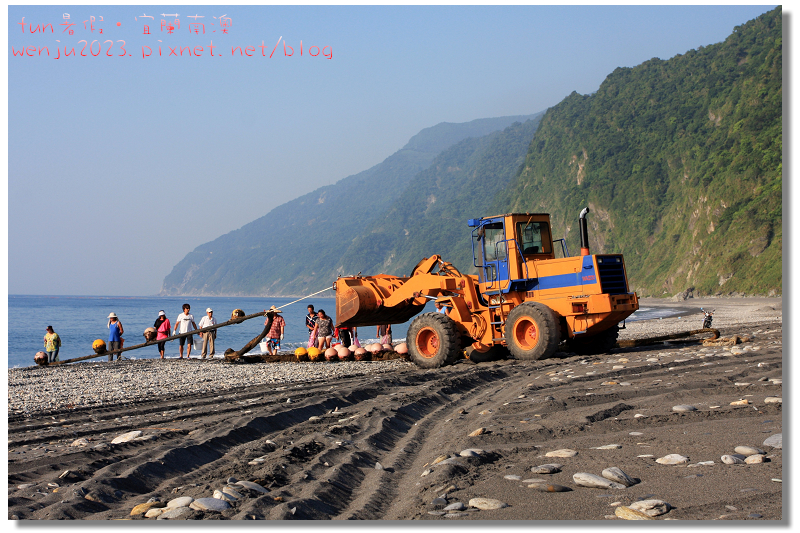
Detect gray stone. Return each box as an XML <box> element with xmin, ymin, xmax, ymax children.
<box><xmin>190</xmin><ymin>497</ymin><xmax>231</xmax><ymax>512</ymax></box>
<box><xmin>459</xmin><ymin>448</ymin><xmax>485</xmax><ymax>456</ymax></box>
<box><xmin>145</xmin><ymin>508</ymin><xmax>166</xmax><ymax>518</ymax></box>
<box><xmin>16</xmin><ymin>483</ymin><xmax>34</xmax><ymax>490</ymax></box>
<box><xmin>764</xmin><ymin>397</ymin><xmax>782</xmax><ymax>404</ymax></box>
<box><xmin>157</xmin><ymin>507</ymin><xmax>195</xmax><ymax>520</ymax></box>
<box><xmin>527</xmin><ymin>483</ymin><xmax>572</xmax><ymax>492</ymax></box>
<box><xmin>222</xmin><ymin>487</ymin><xmax>243</xmax><ymax>499</ymax></box>
<box><xmin>763</xmin><ymin>433</ymin><xmax>782</xmax><ymax>449</ymax></box>
<box><xmin>721</xmin><ymin>455</ymin><xmax>745</xmax><ymax>465</ymax></box>
<box><xmin>672</xmin><ymin>405</ymin><xmax>697</xmax><ymax>412</ymax></box>
<box><xmin>469</xmin><ymin>497</ymin><xmax>508</xmax><ymax>510</ymax></box>
<box><xmin>444</xmin><ymin>512</ymin><xmax>468</xmax><ymax>518</ymax></box>
<box><xmin>545</xmin><ymin>449</ymin><xmax>577</xmax><ymax>458</ymax></box>
<box><xmin>601</xmin><ymin>467</ymin><xmax>636</xmax><ymax>487</ymax></box>
<box><xmin>573</xmin><ymin>472</ymin><xmax>626</xmax><ymax>489</ymax></box>
<box><xmin>629</xmin><ymin>499</ymin><xmax>671</xmax><ymax>517</ymax></box>
<box><xmin>734</xmin><ymin>446</ymin><xmax>765</xmax><ymax>456</ymax></box>
<box><xmin>226</xmin><ymin>477</ymin><xmax>238</xmax><ymax>484</ymax></box>
<box><xmin>166</xmin><ymin>496</ymin><xmax>194</xmax><ymax>508</ymax></box>
<box><xmin>213</xmin><ymin>490</ymin><xmax>236</xmax><ymax>502</ymax></box>
<box><xmin>111</xmin><ymin>430</ymin><xmax>143</xmax><ymax>444</ymax></box>
<box><xmin>431</xmin><ymin>497</ymin><xmax>447</xmax><ymax>507</ymax></box>
<box><xmin>656</xmin><ymin>454</ymin><xmax>689</xmax><ymax>465</ymax></box>
<box><xmin>592</xmin><ymin>444</ymin><xmax>622</xmax><ymax>449</ymax></box>
<box><xmin>444</xmin><ymin>502</ymin><xmax>466</xmax><ymax>511</ymax></box>
<box><xmin>530</xmin><ymin>463</ymin><xmax>562</xmax><ymax>474</ymax></box>
<box><xmin>503</xmin><ymin>475</ymin><xmax>521</xmax><ymax>481</ymax></box>
<box><xmin>428</xmin><ymin>511</ymin><xmax>445</xmax><ymax>516</ymax></box>
<box><xmin>745</xmin><ymin>454</ymin><xmax>765</xmax><ymax>464</ymax></box>
<box><xmin>236</xmin><ymin>480</ymin><xmax>268</xmax><ymax>494</ymax></box>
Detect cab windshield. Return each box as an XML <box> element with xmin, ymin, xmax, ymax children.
<box><xmin>516</xmin><ymin>221</ymin><xmax>552</xmax><ymax>254</ymax></box>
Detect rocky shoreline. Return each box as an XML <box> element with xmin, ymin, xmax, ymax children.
<box><xmin>7</xmin><ymin>297</ymin><xmax>782</xmax><ymax>520</ymax></box>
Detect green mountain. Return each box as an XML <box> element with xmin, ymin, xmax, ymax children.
<box><xmin>164</xmin><ymin>8</ymin><xmax>781</xmax><ymax>298</ymax></box>
<box><xmin>160</xmin><ymin>114</ymin><xmax>542</xmax><ymax>296</ymax></box>
<box><xmin>494</xmin><ymin>7</ymin><xmax>781</xmax><ymax>297</ymax></box>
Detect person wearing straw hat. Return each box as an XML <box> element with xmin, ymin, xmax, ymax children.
<box><xmin>107</xmin><ymin>312</ymin><xmax>124</xmax><ymax>362</ymax></box>
<box><xmin>264</xmin><ymin>305</ymin><xmax>285</xmax><ymax>355</ymax></box>
<box><xmin>198</xmin><ymin>308</ymin><xmax>217</xmax><ymax>359</ymax></box>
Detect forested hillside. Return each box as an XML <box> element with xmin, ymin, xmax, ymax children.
<box><xmin>160</xmin><ymin>114</ymin><xmax>542</xmax><ymax>295</ymax></box>
<box><xmin>495</xmin><ymin>6</ymin><xmax>781</xmax><ymax>296</ymax></box>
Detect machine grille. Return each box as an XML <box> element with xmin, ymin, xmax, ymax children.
<box><xmin>596</xmin><ymin>255</ymin><xmax>628</xmax><ymax>294</ymax></box>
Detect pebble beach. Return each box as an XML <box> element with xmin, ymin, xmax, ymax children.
<box><xmin>8</xmin><ymin>297</ymin><xmax>783</xmax><ymax>521</ymax></box>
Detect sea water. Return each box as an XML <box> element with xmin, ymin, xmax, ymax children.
<box><xmin>7</xmin><ymin>295</ymin><xmax>418</xmax><ymax>369</ymax></box>
<box><xmin>7</xmin><ymin>295</ymin><xmax>685</xmax><ymax>369</ymax></box>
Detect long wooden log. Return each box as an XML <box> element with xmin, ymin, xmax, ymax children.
<box><xmin>49</xmin><ymin>310</ymin><xmax>270</xmax><ymax>366</ymax></box>
<box><xmin>229</xmin><ymin>313</ymin><xmax>274</xmax><ymax>360</ymax></box>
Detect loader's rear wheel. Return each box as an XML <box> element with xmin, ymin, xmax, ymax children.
<box><xmin>407</xmin><ymin>313</ymin><xmax>460</xmax><ymax>369</ymax></box>
<box><xmin>506</xmin><ymin>303</ymin><xmax>560</xmax><ymax>361</ymax></box>
<box><xmin>566</xmin><ymin>325</ymin><xmax>619</xmax><ymax>355</ymax></box>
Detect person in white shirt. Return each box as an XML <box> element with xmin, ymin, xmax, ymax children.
<box><xmin>173</xmin><ymin>304</ymin><xmax>198</xmax><ymax>359</ymax></box>
<box><xmin>198</xmin><ymin>308</ymin><xmax>217</xmax><ymax>359</ymax></box>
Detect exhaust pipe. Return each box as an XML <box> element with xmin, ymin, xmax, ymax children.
<box><xmin>579</xmin><ymin>207</ymin><xmax>590</xmax><ymax>256</ymax></box>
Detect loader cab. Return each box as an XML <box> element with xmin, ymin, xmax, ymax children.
<box><xmin>470</xmin><ymin>213</ymin><xmax>554</xmax><ymax>292</ymax></box>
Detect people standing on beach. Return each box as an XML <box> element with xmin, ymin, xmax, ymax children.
<box><xmin>306</xmin><ymin>305</ymin><xmax>317</xmax><ymax>348</ymax></box>
<box><xmin>313</xmin><ymin>309</ymin><xmax>334</xmax><ymax>350</ymax></box>
<box><xmin>198</xmin><ymin>308</ymin><xmax>217</xmax><ymax>359</ymax></box>
<box><xmin>107</xmin><ymin>313</ymin><xmax>124</xmax><ymax>362</ymax></box>
<box><xmin>174</xmin><ymin>304</ymin><xmax>198</xmax><ymax>359</ymax></box>
<box><xmin>377</xmin><ymin>323</ymin><xmax>392</xmax><ymax>345</ymax></box>
<box><xmin>43</xmin><ymin>326</ymin><xmax>61</xmax><ymax>363</ymax></box>
<box><xmin>264</xmin><ymin>305</ymin><xmax>285</xmax><ymax>355</ymax></box>
<box><xmin>154</xmin><ymin>311</ymin><xmax>171</xmax><ymax>359</ymax></box>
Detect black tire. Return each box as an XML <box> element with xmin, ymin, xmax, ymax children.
<box><xmin>566</xmin><ymin>325</ymin><xmax>619</xmax><ymax>355</ymax></box>
<box><xmin>465</xmin><ymin>345</ymin><xmax>509</xmax><ymax>363</ymax></box>
<box><xmin>505</xmin><ymin>302</ymin><xmax>560</xmax><ymax>361</ymax></box>
<box><xmin>407</xmin><ymin>313</ymin><xmax>461</xmax><ymax>369</ymax></box>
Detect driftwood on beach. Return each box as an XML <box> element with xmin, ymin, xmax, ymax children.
<box><xmin>48</xmin><ymin>310</ymin><xmax>276</xmax><ymax>366</ymax></box>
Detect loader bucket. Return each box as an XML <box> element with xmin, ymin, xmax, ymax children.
<box><xmin>336</xmin><ymin>276</ymin><xmax>425</xmax><ymax>327</ymax></box>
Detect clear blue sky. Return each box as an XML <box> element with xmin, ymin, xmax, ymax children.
<box><xmin>7</xmin><ymin>4</ymin><xmax>778</xmax><ymax>296</ymax></box>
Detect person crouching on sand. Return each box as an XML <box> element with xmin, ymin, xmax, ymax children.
<box><xmin>313</xmin><ymin>309</ymin><xmax>334</xmax><ymax>350</ymax></box>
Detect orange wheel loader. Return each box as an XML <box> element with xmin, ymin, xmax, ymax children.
<box><xmin>334</xmin><ymin>208</ymin><xmax>639</xmax><ymax>368</ymax></box>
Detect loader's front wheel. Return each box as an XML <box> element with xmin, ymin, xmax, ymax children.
<box><xmin>506</xmin><ymin>303</ymin><xmax>560</xmax><ymax>361</ymax></box>
<box><xmin>408</xmin><ymin>313</ymin><xmax>460</xmax><ymax>369</ymax></box>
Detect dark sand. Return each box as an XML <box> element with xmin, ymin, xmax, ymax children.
<box><xmin>8</xmin><ymin>300</ymin><xmax>782</xmax><ymax>521</ymax></box>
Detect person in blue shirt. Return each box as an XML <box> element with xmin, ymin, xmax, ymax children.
<box><xmin>107</xmin><ymin>312</ymin><xmax>124</xmax><ymax>362</ymax></box>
